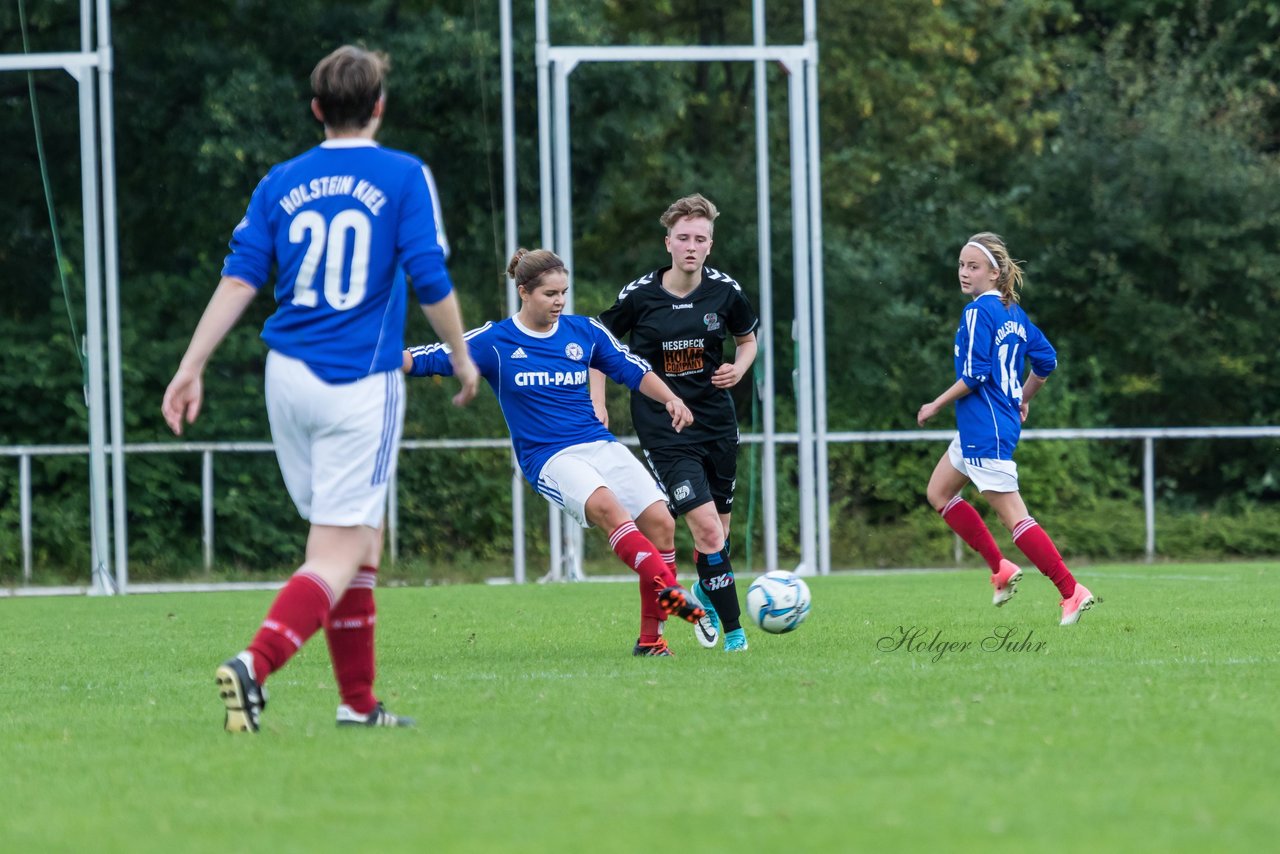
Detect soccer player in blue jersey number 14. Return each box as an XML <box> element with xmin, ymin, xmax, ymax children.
<box><xmin>162</xmin><ymin>46</ymin><xmax>480</xmax><ymax>732</ymax></box>
<box><xmin>404</xmin><ymin>248</ymin><xmax>709</xmax><ymax>656</ymax></box>
<box><xmin>916</xmin><ymin>232</ymin><xmax>1096</xmax><ymax>626</ymax></box>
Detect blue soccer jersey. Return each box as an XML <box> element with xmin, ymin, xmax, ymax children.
<box><xmin>407</xmin><ymin>314</ymin><xmax>651</xmax><ymax>483</ymax></box>
<box><xmin>953</xmin><ymin>291</ymin><xmax>1057</xmax><ymax>459</ymax></box>
<box><xmin>222</xmin><ymin>139</ymin><xmax>453</xmax><ymax>383</ymax></box>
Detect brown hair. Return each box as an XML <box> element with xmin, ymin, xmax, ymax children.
<box><xmin>311</xmin><ymin>45</ymin><xmax>389</xmax><ymax>131</ymax></box>
<box><xmin>966</xmin><ymin>231</ymin><xmax>1026</xmax><ymax>306</ymax></box>
<box><xmin>660</xmin><ymin>193</ymin><xmax>720</xmax><ymax>234</ymax></box>
<box><xmin>507</xmin><ymin>248</ymin><xmax>567</xmax><ymax>292</ymax></box>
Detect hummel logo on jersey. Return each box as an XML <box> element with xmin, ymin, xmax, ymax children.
<box><xmin>634</xmin><ymin>551</ymin><xmax>651</xmax><ymax>570</ymax></box>
<box><xmin>512</xmin><ymin>347</ymin><xmax>528</xmax><ymax>359</ymax></box>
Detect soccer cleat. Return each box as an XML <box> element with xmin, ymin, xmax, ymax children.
<box><xmin>336</xmin><ymin>701</ymin><xmax>415</xmax><ymax>728</ymax></box>
<box><xmin>215</xmin><ymin>652</ymin><xmax>266</xmax><ymax>733</ymax></box>
<box><xmin>656</xmin><ymin>584</ymin><xmax>707</xmax><ymax>625</ymax></box>
<box><xmin>991</xmin><ymin>559</ymin><xmax>1024</xmax><ymax>607</ymax></box>
<box><xmin>632</xmin><ymin>637</ymin><xmax>674</xmax><ymax>657</ymax></box>
<box><xmin>691</xmin><ymin>582</ymin><xmax>720</xmax><ymax>648</ymax></box>
<box><xmin>1059</xmin><ymin>583</ymin><xmax>1096</xmax><ymax>626</ymax></box>
<box><xmin>723</xmin><ymin>627</ymin><xmax>748</xmax><ymax>652</ymax></box>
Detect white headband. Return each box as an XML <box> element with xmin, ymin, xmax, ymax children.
<box><xmin>964</xmin><ymin>241</ymin><xmax>1000</xmax><ymax>270</ymax></box>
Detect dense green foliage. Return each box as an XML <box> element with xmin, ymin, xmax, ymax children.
<box><xmin>2</xmin><ymin>1</ymin><xmax>1278</xmax><ymax>577</ymax></box>
<box><xmin>3</xmin><ymin>565</ymin><xmax>1279</xmax><ymax>850</ymax></box>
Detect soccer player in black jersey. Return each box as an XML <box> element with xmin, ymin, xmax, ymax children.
<box><xmin>592</xmin><ymin>194</ymin><xmax>759</xmax><ymax>652</ymax></box>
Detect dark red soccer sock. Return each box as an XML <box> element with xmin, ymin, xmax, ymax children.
<box><xmin>247</xmin><ymin>570</ymin><xmax>335</xmax><ymax>683</ymax></box>
<box><xmin>633</xmin><ymin>552</ymin><xmax>677</xmax><ymax>643</ymax></box>
<box><xmin>609</xmin><ymin>521</ymin><xmax>677</xmax><ymax>591</ymax></box>
<box><xmin>940</xmin><ymin>496</ymin><xmax>1005</xmax><ymax>573</ymax></box>
<box><xmin>1012</xmin><ymin>517</ymin><xmax>1077</xmax><ymax>598</ymax></box>
<box><xmin>324</xmin><ymin>565</ymin><xmax>378</xmax><ymax>715</ymax></box>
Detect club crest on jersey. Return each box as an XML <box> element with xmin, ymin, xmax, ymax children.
<box><xmin>703</xmin><ymin>313</ymin><xmax>721</xmax><ymax>331</ymax></box>
<box><xmin>565</xmin><ymin>342</ymin><xmax>584</xmax><ymax>360</ymax></box>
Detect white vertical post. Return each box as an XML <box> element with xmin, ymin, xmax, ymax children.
<box><xmin>202</xmin><ymin>450</ymin><xmax>214</xmax><ymax>570</ymax></box>
<box><xmin>787</xmin><ymin>69</ymin><xmax>816</xmax><ymax>577</ymax></box>
<box><xmin>75</xmin><ymin>55</ymin><xmax>113</xmax><ymax>595</ymax></box>
<box><xmin>552</xmin><ymin>58</ymin><xmax>585</xmax><ymax>582</ymax></box>
<box><xmin>20</xmin><ymin>454</ymin><xmax>33</xmax><ymax>583</ymax></box>
<box><xmin>803</xmin><ymin>1</ymin><xmax>829</xmax><ymax>575</ymax></box>
<box><xmin>500</xmin><ymin>0</ymin><xmax>526</xmax><ymax>584</ymax></box>
<box><xmin>1143</xmin><ymin>437</ymin><xmax>1156</xmax><ymax>562</ymax></box>
<box><xmin>535</xmin><ymin>0</ymin><xmax>564</xmax><ymax>582</ymax></box>
<box><xmin>753</xmin><ymin>0</ymin><xmax>778</xmax><ymax>573</ymax></box>
<box><xmin>93</xmin><ymin>0</ymin><xmax>127</xmax><ymax>592</ymax></box>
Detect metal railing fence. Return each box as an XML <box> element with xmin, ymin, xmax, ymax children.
<box><xmin>4</xmin><ymin>426</ymin><xmax>1279</xmax><ymax>586</ymax></box>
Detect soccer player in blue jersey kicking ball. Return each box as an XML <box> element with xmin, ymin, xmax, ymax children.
<box><xmin>162</xmin><ymin>45</ymin><xmax>480</xmax><ymax>732</ymax></box>
<box><xmin>404</xmin><ymin>248</ymin><xmax>707</xmax><ymax>656</ymax></box>
<box><xmin>916</xmin><ymin>232</ymin><xmax>1096</xmax><ymax>626</ymax></box>
<box><xmin>593</xmin><ymin>194</ymin><xmax>759</xmax><ymax>653</ymax></box>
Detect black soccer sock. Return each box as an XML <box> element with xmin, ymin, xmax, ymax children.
<box><xmin>696</xmin><ymin>548</ymin><xmax>742</xmax><ymax>633</ymax></box>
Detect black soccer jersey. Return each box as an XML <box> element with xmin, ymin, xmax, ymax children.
<box><xmin>598</xmin><ymin>266</ymin><xmax>759</xmax><ymax>447</ymax></box>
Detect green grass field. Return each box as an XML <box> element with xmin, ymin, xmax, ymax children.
<box><xmin>2</xmin><ymin>562</ymin><xmax>1277</xmax><ymax>853</ymax></box>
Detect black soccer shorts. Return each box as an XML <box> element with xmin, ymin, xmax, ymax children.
<box><xmin>641</xmin><ymin>437</ymin><xmax>739</xmax><ymax>517</ymax></box>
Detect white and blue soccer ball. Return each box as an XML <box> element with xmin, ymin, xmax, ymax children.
<box><xmin>745</xmin><ymin>570</ymin><xmax>812</xmax><ymax>634</ymax></box>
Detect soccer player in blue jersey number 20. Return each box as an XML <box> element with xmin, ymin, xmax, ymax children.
<box><xmin>916</xmin><ymin>233</ymin><xmax>1096</xmax><ymax>626</ymax></box>
<box><xmin>162</xmin><ymin>46</ymin><xmax>480</xmax><ymax>732</ymax></box>
<box><xmin>404</xmin><ymin>248</ymin><xmax>709</xmax><ymax>656</ymax></box>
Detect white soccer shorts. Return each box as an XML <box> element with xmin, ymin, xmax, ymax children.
<box><xmin>265</xmin><ymin>350</ymin><xmax>405</xmax><ymax>528</ymax></box>
<box><xmin>946</xmin><ymin>434</ymin><xmax>1020</xmax><ymax>494</ymax></box>
<box><xmin>535</xmin><ymin>439</ymin><xmax>666</xmax><ymax>528</ymax></box>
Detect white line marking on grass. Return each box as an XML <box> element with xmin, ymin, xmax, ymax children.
<box><xmin>1088</xmin><ymin>573</ymin><xmax>1229</xmax><ymax>582</ymax></box>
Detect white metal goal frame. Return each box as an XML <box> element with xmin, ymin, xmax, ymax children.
<box><xmin>0</xmin><ymin>0</ymin><xmax>125</xmax><ymax>595</ymax></box>
<box><xmin>531</xmin><ymin>0</ymin><xmax>830</xmax><ymax>583</ymax></box>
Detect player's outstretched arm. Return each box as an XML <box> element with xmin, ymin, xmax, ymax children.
<box><xmin>420</xmin><ymin>292</ymin><xmax>479</xmax><ymax>406</ymax></box>
<box><xmin>638</xmin><ymin>372</ymin><xmax>692</xmax><ymax>432</ymax></box>
<box><xmin>162</xmin><ymin>277</ymin><xmax>258</xmax><ymax>436</ymax></box>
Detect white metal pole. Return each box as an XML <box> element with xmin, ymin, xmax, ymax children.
<box><xmin>787</xmin><ymin>69</ymin><xmax>816</xmax><ymax>577</ymax></box>
<box><xmin>552</xmin><ymin>59</ymin><xmax>585</xmax><ymax>582</ymax></box>
<box><xmin>753</xmin><ymin>0</ymin><xmax>778</xmax><ymax>573</ymax></box>
<box><xmin>74</xmin><ymin>32</ymin><xmax>113</xmax><ymax>595</ymax></box>
<box><xmin>500</xmin><ymin>0</ymin><xmax>526</xmax><ymax>583</ymax></box>
<box><xmin>535</xmin><ymin>0</ymin><xmax>563</xmax><ymax>582</ymax></box>
<box><xmin>802</xmin><ymin>2</ymin><xmax>829</xmax><ymax>575</ymax></box>
<box><xmin>1143</xmin><ymin>437</ymin><xmax>1156</xmax><ymax>561</ymax></box>
<box><xmin>20</xmin><ymin>454</ymin><xmax>33</xmax><ymax>582</ymax></box>
<box><xmin>96</xmin><ymin>0</ymin><xmax>127</xmax><ymax>590</ymax></box>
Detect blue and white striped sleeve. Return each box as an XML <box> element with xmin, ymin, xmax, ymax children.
<box><xmin>587</xmin><ymin>317</ymin><xmax>650</xmax><ymax>390</ymax></box>
<box><xmin>406</xmin><ymin>343</ymin><xmax>454</xmax><ymax>377</ymax></box>
<box><xmin>958</xmin><ymin>304</ymin><xmax>994</xmax><ymax>389</ymax></box>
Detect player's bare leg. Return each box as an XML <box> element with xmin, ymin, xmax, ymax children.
<box><xmin>927</xmin><ymin>453</ymin><xmax>1021</xmax><ymax>605</ymax></box>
